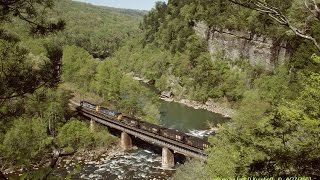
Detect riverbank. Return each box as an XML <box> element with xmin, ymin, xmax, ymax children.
<box><xmin>55</xmin><ymin>147</ymin><xmax>174</xmax><ymax>179</ymax></box>
<box><xmin>3</xmin><ymin>144</ymin><xmax>125</xmax><ymax>178</ymax></box>
<box><xmin>127</xmin><ymin>74</ymin><xmax>235</xmax><ymax>118</ymax></box>
<box><xmin>58</xmin><ymin>145</ymin><xmax>125</xmax><ymax>177</ymax></box>
<box><xmin>60</xmin><ymin>145</ymin><xmax>125</xmax><ymax>165</ymax></box>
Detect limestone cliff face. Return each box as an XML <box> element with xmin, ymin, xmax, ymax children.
<box><xmin>194</xmin><ymin>22</ymin><xmax>291</xmax><ymax>69</ymax></box>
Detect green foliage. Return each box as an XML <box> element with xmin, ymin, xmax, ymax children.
<box><xmin>201</xmin><ymin>90</ymin><xmax>271</xmax><ymax>177</ymax></box>
<box><xmin>205</xmin><ymin>126</ymin><xmax>266</xmax><ymax>178</ymax></box>
<box><xmin>57</xmin><ymin>119</ymin><xmax>94</xmax><ymax>150</ymax></box>
<box><xmin>61</xmin><ymin>43</ymin><xmax>161</xmax><ymax>124</ymax></box>
<box><xmin>0</xmin><ymin>33</ymin><xmax>57</xmax><ymax>102</ymax></box>
<box><xmin>115</xmin><ymin>35</ymin><xmax>249</xmax><ymax>104</ymax></box>
<box><xmin>155</xmin><ymin>74</ymin><xmax>169</xmax><ymax>92</ymax></box>
<box><xmin>93</xmin><ymin>60</ymin><xmax>123</xmax><ymax>103</ymax></box>
<box><xmin>62</xmin><ymin>45</ymin><xmax>98</xmax><ymax>91</ymax></box>
<box><xmin>92</xmin><ymin>126</ymin><xmax>117</xmax><ymax>148</ymax></box>
<box><xmin>142</xmin><ymin>101</ymin><xmax>161</xmax><ymax>125</ymax></box>
<box><xmin>289</xmin><ymin>42</ymin><xmax>319</xmax><ymax>72</ymax></box>
<box><xmin>118</xmin><ymin>76</ymin><xmax>160</xmax><ymax>122</ymax></box>
<box><xmin>114</xmin><ymin>0</ymin><xmax>320</xmax><ymax>177</ymax></box>
<box><xmin>0</xmin><ymin>0</ymin><xmax>135</xmax><ymax>177</ymax></box>
<box><xmin>254</xmin><ymin>67</ymin><xmax>291</xmax><ymax>104</ymax></box>
<box><xmin>57</xmin><ymin>119</ymin><xmax>116</xmax><ymax>151</ymax></box>
<box><xmin>172</xmin><ymin>160</ymin><xmax>207</xmax><ymax>180</ymax></box>
<box><xmin>53</xmin><ymin>0</ymin><xmax>143</xmax><ymax>58</ymax></box>
<box><xmin>202</xmin><ymin>66</ymin><xmax>320</xmax><ymax>178</ymax></box>
<box><xmin>119</xmin><ymin>0</ymin><xmax>320</xmax><ymax>178</ymax></box>
<box><xmin>1</xmin><ymin>118</ymin><xmax>51</xmax><ymax>165</ymax></box>
<box><xmin>1</xmin><ymin>0</ymin><xmax>319</xmax><ymax>178</ymax></box>
<box><xmin>26</xmin><ymin>88</ymin><xmax>72</xmax><ymax>136</ymax></box>
<box><xmin>0</xmin><ymin>0</ymin><xmax>65</xmax><ymax>35</ymax></box>
<box><xmin>0</xmin><ymin>2</ymin><xmax>66</xmax><ymax>105</ymax></box>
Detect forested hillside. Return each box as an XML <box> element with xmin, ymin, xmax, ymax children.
<box><xmin>53</xmin><ymin>0</ymin><xmax>144</xmax><ymax>58</ymax></box>
<box><xmin>115</xmin><ymin>0</ymin><xmax>319</xmax><ymax>105</ymax></box>
<box><xmin>1</xmin><ymin>0</ymin><xmax>319</xmax><ymax>178</ymax></box>
<box><xmin>110</xmin><ymin>0</ymin><xmax>320</xmax><ymax>178</ymax></box>
<box><xmin>5</xmin><ymin>0</ymin><xmax>143</xmax><ymax>59</ymax></box>
<box><xmin>0</xmin><ymin>0</ymin><xmax>152</xmax><ymax>178</ymax></box>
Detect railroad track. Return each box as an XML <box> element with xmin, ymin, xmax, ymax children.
<box><xmin>70</xmin><ymin>100</ymin><xmax>208</xmax><ymax>160</ymax></box>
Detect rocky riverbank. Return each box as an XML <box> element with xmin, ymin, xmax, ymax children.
<box><xmin>3</xmin><ymin>144</ymin><xmax>125</xmax><ymax>178</ymax></box>
<box><xmin>128</xmin><ymin>74</ymin><xmax>235</xmax><ymax>118</ymax></box>
<box><xmin>58</xmin><ymin>145</ymin><xmax>125</xmax><ymax>166</ymax></box>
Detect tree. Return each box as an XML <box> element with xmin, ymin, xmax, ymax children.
<box><xmin>0</xmin><ymin>0</ymin><xmax>65</xmax><ymax>177</ymax></box>
<box><xmin>0</xmin><ymin>0</ymin><xmax>65</xmax><ymax>106</ymax></box>
<box><xmin>1</xmin><ymin>118</ymin><xmax>51</xmax><ymax>165</ymax></box>
<box><xmin>93</xmin><ymin>60</ymin><xmax>123</xmax><ymax>103</ymax></box>
<box><xmin>118</xmin><ymin>76</ymin><xmax>160</xmax><ymax>123</ymax></box>
<box><xmin>56</xmin><ymin>119</ymin><xmax>94</xmax><ymax>150</ymax></box>
<box><xmin>227</xmin><ymin>0</ymin><xmax>320</xmax><ymax>52</ymax></box>
<box><xmin>0</xmin><ymin>37</ymin><xmax>42</xmax><ymax>103</ymax></box>
<box><xmin>61</xmin><ymin>45</ymin><xmax>97</xmax><ymax>91</ymax></box>
<box><xmin>202</xmin><ymin>56</ymin><xmax>320</xmax><ymax>178</ymax></box>
<box><xmin>0</xmin><ymin>0</ymin><xmax>65</xmax><ymax>35</ymax></box>
<box><xmin>172</xmin><ymin>160</ymin><xmax>207</xmax><ymax>180</ymax></box>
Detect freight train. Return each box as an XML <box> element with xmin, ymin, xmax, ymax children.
<box><xmin>80</xmin><ymin>101</ymin><xmax>210</xmax><ymax>150</ymax></box>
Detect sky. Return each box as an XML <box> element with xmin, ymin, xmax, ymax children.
<box><xmin>74</xmin><ymin>0</ymin><xmax>167</xmax><ymax>10</ymax></box>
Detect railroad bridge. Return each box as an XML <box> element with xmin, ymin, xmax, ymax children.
<box><xmin>71</xmin><ymin>101</ymin><xmax>208</xmax><ymax>169</ymax></box>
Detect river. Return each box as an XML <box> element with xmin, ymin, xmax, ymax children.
<box><xmin>160</xmin><ymin>100</ymin><xmax>229</xmax><ymax>136</ymax></box>
<box><xmin>53</xmin><ymin>99</ymin><xmax>229</xmax><ymax>179</ymax></box>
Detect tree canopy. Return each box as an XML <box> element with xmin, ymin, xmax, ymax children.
<box><xmin>227</xmin><ymin>0</ymin><xmax>320</xmax><ymax>52</ymax></box>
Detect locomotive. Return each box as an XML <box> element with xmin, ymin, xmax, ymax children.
<box><xmin>80</xmin><ymin>101</ymin><xmax>210</xmax><ymax>150</ymax></box>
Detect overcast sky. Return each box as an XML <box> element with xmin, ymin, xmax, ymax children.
<box><xmin>74</xmin><ymin>0</ymin><xmax>167</xmax><ymax>10</ymax></box>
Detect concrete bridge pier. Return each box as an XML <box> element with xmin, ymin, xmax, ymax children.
<box><xmin>90</xmin><ymin>118</ymin><xmax>95</xmax><ymax>132</ymax></box>
<box><xmin>162</xmin><ymin>147</ymin><xmax>174</xmax><ymax>169</ymax></box>
<box><xmin>120</xmin><ymin>132</ymin><xmax>132</xmax><ymax>151</ymax></box>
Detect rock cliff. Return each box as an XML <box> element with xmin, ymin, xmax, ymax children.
<box><xmin>194</xmin><ymin>22</ymin><xmax>291</xmax><ymax>69</ymax></box>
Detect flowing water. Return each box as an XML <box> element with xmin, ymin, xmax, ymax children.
<box><xmin>54</xmin><ymin>99</ymin><xmax>229</xmax><ymax>179</ymax></box>
<box><xmin>54</xmin><ymin>149</ymin><xmax>175</xmax><ymax>180</ymax></box>
<box><xmin>160</xmin><ymin>100</ymin><xmax>229</xmax><ymax>137</ymax></box>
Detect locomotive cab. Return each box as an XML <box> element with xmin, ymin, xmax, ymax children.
<box><xmin>203</xmin><ymin>143</ymin><xmax>210</xmax><ymax>149</ymax></box>
<box><xmin>117</xmin><ymin>114</ymin><xmax>123</xmax><ymax>121</ymax></box>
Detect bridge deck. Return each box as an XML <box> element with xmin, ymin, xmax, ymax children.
<box><xmin>79</xmin><ymin>108</ymin><xmax>208</xmax><ymax>160</ymax></box>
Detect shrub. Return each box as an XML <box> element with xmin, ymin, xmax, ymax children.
<box><xmin>57</xmin><ymin>118</ymin><xmax>94</xmax><ymax>150</ymax></box>
<box><xmin>57</xmin><ymin>118</ymin><xmax>116</xmax><ymax>151</ymax></box>
<box><xmin>2</xmin><ymin>118</ymin><xmax>51</xmax><ymax>165</ymax></box>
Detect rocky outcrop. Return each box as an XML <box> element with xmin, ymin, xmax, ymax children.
<box><xmin>194</xmin><ymin>22</ymin><xmax>291</xmax><ymax>70</ymax></box>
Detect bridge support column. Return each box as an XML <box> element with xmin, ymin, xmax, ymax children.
<box><xmin>120</xmin><ymin>132</ymin><xmax>132</xmax><ymax>151</ymax></box>
<box><xmin>162</xmin><ymin>147</ymin><xmax>174</xmax><ymax>169</ymax></box>
<box><xmin>90</xmin><ymin>118</ymin><xmax>95</xmax><ymax>132</ymax></box>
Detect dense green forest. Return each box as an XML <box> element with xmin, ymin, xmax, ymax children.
<box><xmin>0</xmin><ymin>0</ymin><xmax>155</xmax><ymax>178</ymax></box>
<box><xmin>112</xmin><ymin>0</ymin><xmax>320</xmax><ymax>178</ymax></box>
<box><xmin>0</xmin><ymin>0</ymin><xmax>319</xmax><ymax>179</ymax></box>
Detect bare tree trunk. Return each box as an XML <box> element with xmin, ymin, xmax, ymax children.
<box><xmin>41</xmin><ymin>143</ymin><xmax>75</xmax><ymax>180</ymax></box>
<box><xmin>0</xmin><ymin>171</ymin><xmax>6</xmax><ymax>180</ymax></box>
<box><xmin>228</xmin><ymin>0</ymin><xmax>320</xmax><ymax>52</ymax></box>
